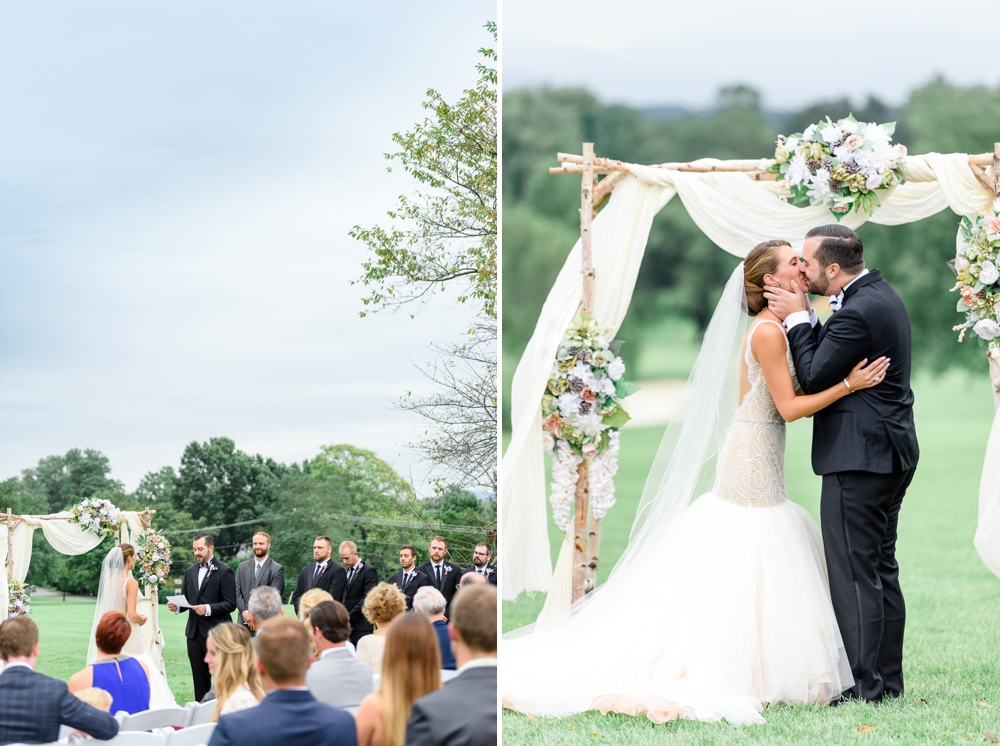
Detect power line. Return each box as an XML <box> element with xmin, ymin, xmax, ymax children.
<box><xmin>159</xmin><ymin>512</ymin><xmax>492</xmax><ymax>536</ymax></box>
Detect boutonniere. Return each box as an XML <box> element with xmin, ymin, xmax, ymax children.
<box><xmin>484</xmin><ymin>567</ymin><xmax>494</xmax><ymax>575</ymax></box>
<box><xmin>205</xmin><ymin>561</ymin><xmax>216</xmax><ymax>579</ymax></box>
<box><xmin>442</xmin><ymin>565</ymin><xmax>453</xmax><ymax>575</ymax></box>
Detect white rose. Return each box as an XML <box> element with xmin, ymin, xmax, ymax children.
<box><xmin>785</xmin><ymin>136</ymin><xmax>799</xmax><ymax>151</ymax></box>
<box><xmin>607</xmin><ymin>357</ymin><xmax>626</xmax><ymax>381</ymax></box>
<box><xmin>982</xmin><ymin>261</ymin><xmax>1000</xmax><ymax>285</ymax></box>
<box><xmin>866</xmin><ymin>172</ymin><xmax>883</xmax><ymax>191</ymax></box>
<box><xmin>974</xmin><ymin>318</ymin><xmax>1000</xmax><ymax>340</ymax></box>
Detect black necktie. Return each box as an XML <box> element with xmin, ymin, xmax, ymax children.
<box><xmin>403</xmin><ymin>572</ymin><xmax>411</xmax><ymax>588</ymax></box>
<box><xmin>435</xmin><ymin>565</ymin><xmax>441</xmax><ymax>585</ymax></box>
<box><xmin>313</xmin><ymin>563</ymin><xmax>322</xmax><ymax>580</ymax></box>
<box><xmin>347</xmin><ymin>567</ymin><xmax>355</xmax><ymax>585</ymax></box>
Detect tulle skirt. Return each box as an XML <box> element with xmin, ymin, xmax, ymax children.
<box><xmin>502</xmin><ymin>492</ymin><xmax>853</xmax><ymax>725</ymax></box>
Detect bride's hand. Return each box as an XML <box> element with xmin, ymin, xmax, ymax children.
<box><xmin>847</xmin><ymin>357</ymin><xmax>890</xmax><ymax>391</ymax></box>
<box><xmin>139</xmin><ymin>614</ymin><xmax>148</xmax><ymax>626</ymax></box>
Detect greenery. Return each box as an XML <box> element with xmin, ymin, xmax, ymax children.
<box><xmin>502</xmin><ymin>79</ymin><xmax>1000</xmax><ymax>428</ymax></box>
<box><xmin>502</xmin><ymin>372</ymin><xmax>1000</xmax><ymax>744</ymax></box>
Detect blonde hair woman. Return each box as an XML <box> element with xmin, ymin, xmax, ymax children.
<box><xmin>355</xmin><ymin>613</ymin><xmax>441</xmax><ymax>746</ymax></box>
<box><xmin>356</xmin><ymin>582</ymin><xmax>406</xmax><ymax>675</ymax></box>
<box><xmin>205</xmin><ymin>623</ymin><xmax>265</xmax><ymax>720</ymax></box>
<box><xmin>298</xmin><ymin>588</ymin><xmax>334</xmax><ymax>660</ymax></box>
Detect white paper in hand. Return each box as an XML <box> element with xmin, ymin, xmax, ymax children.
<box><xmin>167</xmin><ymin>595</ymin><xmax>192</xmax><ymax>608</ymax></box>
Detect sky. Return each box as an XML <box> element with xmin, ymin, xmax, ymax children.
<box><xmin>503</xmin><ymin>0</ymin><xmax>998</xmax><ymax>109</ymax></box>
<box><xmin>0</xmin><ymin>2</ymin><xmax>495</xmax><ymax>491</ymax></box>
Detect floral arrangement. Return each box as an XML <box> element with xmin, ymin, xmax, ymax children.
<box><xmin>71</xmin><ymin>498</ymin><xmax>121</xmax><ymax>536</ymax></box>
<box><xmin>542</xmin><ymin>313</ymin><xmax>637</xmax><ymax>532</ymax></box>
<box><xmin>767</xmin><ymin>115</ymin><xmax>906</xmax><ymax>218</ymax></box>
<box><xmin>8</xmin><ymin>580</ymin><xmax>30</xmax><ymax>617</ymax></box>
<box><xmin>951</xmin><ymin>200</ymin><xmax>1000</xmax><ymax>346</ymax></box>
<box><xmin>136</xmin><ymin>533</ymin><xmax>172</xmax><ymax>590</ymax></box>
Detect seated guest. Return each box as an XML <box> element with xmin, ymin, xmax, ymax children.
<box><xmin>298</xmin><ymin>588</ymin><xmax>335</xmax><ymax>660</ymax></box>
<box><xmin>412</xmin><ymin>587</ymin><xmax>455</xmax><ymax>670</ymax></box>
<box><xmin>405</xmin><ymin>585</ymin><xmax>497</xmax><ymax>746</ymax></box>
<box><xmin>356</xmin><ymin>583</ymin><xmax>406</xmax><ymax>676</ymax></box>
<box><xmin>72</xmin><ymin>687</ymin><xmax>113</xmax><ymax>712</ymax></box>
<box><xmin>355</xmin><ymin>614</ymin><xmax>441</xmax><ymax>746</ymax></box>
<box><xmin>69</xmin><ymin>612</ymin><xmax>150</xmax><ymax>715</ymax></box>
<box><xmin>458</xmin><ymin>571</ymin><xmax>487</xmax><ymax>589</ymax></box>
<box><xmin>205</xmin><ymin>623</ymin><xmax>265</xmax><ymax>720</ymax></box>
<box><xmin>247</xmin><ymin>585</ymin><xmax>284</xmax><ymax>632</ymax></box>
<box><xmin>206</xmin><ymin>617</ymin><xmax>356</xmax><ymax>746</ymax></box>
<box><xmin>306</xmin><ymin>601</ymin><xmax>374</xmax><ymax>711</ymax></box>
<box><xmin>0</xmin><ymin>616</ymin><xmax>119</xmax><ymax>744</ymax></box>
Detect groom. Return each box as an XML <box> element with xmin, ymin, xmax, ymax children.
<box><xmin>765</xmin><ymin>224</ymin><xmax>918</xmax><ymax>703</ymax></box>
<box><xmin>167</xmin><ymin>532</ymin><xmax>237</xmax><ymax>701</ymax></box>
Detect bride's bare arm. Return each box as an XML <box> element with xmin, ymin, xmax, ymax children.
<box><xmin>125</xmin><ymin>577</ymin><xmax>147</xmax><ymax>625</ymax></box>
<box><xmin>752</xmin><ymin>322</ymin><xmax>889</xmax><ymax>422</ymax></box>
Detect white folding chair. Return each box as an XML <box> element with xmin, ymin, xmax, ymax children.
<box><xmin>97</xmin><ymin>732</ymin><xmax>168</xmax><ymax>746</ymax></box>
<box><xmin>165</xmin><ymin>722</ymin><xmax>216</xmax><ymax>746</ymax></box>
<box><xmin>183</xmin><ymin>699</ymin><xmax>216</xmax><ymax>726</ymax></box>
<box><xmin>118</xmin><ymin>707</ymin><xmax>189</xmax><ymax>731</ymax></box>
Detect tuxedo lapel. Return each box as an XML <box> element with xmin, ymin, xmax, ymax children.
<box><xmin>842</xmin><ymin>269</ymin><xmax>881</xmax><ymax>304</ymax></box>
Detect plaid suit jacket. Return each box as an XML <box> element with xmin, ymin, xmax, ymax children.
<box><xmin>0</xmin><ymin>665</ymin><xmax>119</xmax><ymax>745</ymax></box>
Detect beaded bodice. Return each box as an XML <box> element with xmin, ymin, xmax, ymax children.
<box><xmin>712</xmin><ymin>319</ymin><xmax>798</xmax><ymax>508</ymax></box>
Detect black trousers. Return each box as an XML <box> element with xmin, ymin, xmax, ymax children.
<box><xmin>821</xmin><ymin>464</ymin><xmax>915</xmax><ymax>702</ymax></box>
<box><xmin>187</xmin><ymin>634</ymin><xmax>212</xmax><ymax>702</ymax></box>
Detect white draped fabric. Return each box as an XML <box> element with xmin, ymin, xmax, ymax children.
<box><xmin>502</xmin><ymin>152</ymin><xmax>994</xmax><ymax>603</ymax></box>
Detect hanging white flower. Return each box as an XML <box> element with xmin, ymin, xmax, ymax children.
<box><xmin>550</xmin><ymin>441</ymin><xmax>583</xmax><ymax>533</ymax></box>
<box><xmin>541</xmin><ymin>431</ymin><xmax>555</xmax><ymax>454</ymax></box>
<box><xmin>974</xmin><ymin>318</ymin><xmax>1000</xmax><ymax>340</ymax></box>
<box><xmin>607</xmin><ymin>357</ymin><xmax>626</xmax><ymax>381</ymax></box>
<box><xmin>589</xmin><ymin>431</ymin><xmax>621</xmax><ymax>521</ymax></box>
<box><xmin>981</xmin><ymin>260</ymin><xmax>1000</xmax><ymax>285</ymax></box>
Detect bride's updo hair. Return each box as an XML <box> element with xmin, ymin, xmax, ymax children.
<box><xmin>743</xmin><ymin>240</ymin><xmax>791</xmax><ymax>316</ymax></box>
<box><xmin>120</xmin><ymin>543</ymin><xmax>135</xmax><ymax>562</ymax></box>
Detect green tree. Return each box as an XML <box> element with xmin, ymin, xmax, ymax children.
<box><xmin>134</xmin><ymin>466</ymin><xmax>177</xmax><ymax>506</ymax></box>
<box><xmin>20</xmin><ymin>449</ymin><xmax>123</xmax><ymax>513</ymax></box>
<box><xmin>172</xmin><ymin>438</ymin><xmax>286</xmax><ymax>561</ymax></box>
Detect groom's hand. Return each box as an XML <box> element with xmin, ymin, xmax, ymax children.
<box><xmin>192</xmin><ymin>604</ymin><xmax>207</xmax><ymax>616</ymax></box>
<box><xmin>763</xmin><ymin>280</ymin><xmax>809</xmax><ymax>320</ymax></box>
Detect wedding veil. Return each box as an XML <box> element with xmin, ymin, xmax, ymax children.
<box><xmin>506</xmin><ymin>263</ymin><xmax>750</xmax><ymax>635</ymax></box>
<box><xmin>87</xmin><ymin>545</ymin><xmax>127</xmax><ymax>665</ymax></box>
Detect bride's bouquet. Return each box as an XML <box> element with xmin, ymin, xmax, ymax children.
<box><xmin>542</xmin><ymin>313</ymin><xmax>638</xmax><ymax>531</ymax></box>
<box><xmin>950</xmin><ymin>200</ymin><xmax>1000</xmax><ymax>346</ymax></box>
<box><xmin>8</xmin><ymin>579</ymin><xmax>30</xmax><ymax>617</ymax></box>
<box><xmin>767</xmin><ymin>115</ymin><xmax>906</xmax><ymax>218</ymax></box>
<box><xmin>71</xmin><ymin>497</ymin><xmax>122</xmax><ymax>536</ymax></box>
<box><xmin>136</xmin><ymin>533</ymin><xmax>172</xmax><ymax>591</ymax></box>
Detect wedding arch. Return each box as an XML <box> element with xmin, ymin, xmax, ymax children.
<box><xmin>502</xmin><ymin>137</ymin><xmax>1000</xmax><ymax>618</ymax></box>
<box><xmin>0</xmin><ymin>506</ymin><xmax>158</xmax><ymax>622</ymax></box>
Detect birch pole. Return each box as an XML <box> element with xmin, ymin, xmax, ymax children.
<box><xmin>572</xmin><ymin>143</ymin><xmax>600</xmax><ymax>603</ymax></box>
<box><xmin>6</xmin><ymin>508</ymin><xmax>13</xmax><ymax>584</ymax></box>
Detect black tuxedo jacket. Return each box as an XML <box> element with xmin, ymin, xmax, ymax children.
<box><xmin>235</xmin><ymin>556</ymin><xmax>285</xmax><ymax>626</ymax></box>
<box><xmin>787</xmin><ymin>269</ymin><xmax>919</xmax><ymax>475</ymax></box>
<box><xmin>387</xmin><ymin>568</ymin><xmax>431</xmax><ymax>610</ymax></box>
<box><xmin>178</xmin><ymin>559</ymin><xmax>237</xmax><ymax>640</ymax></box>
<box><xmin>341</xmin><ymin>560</ymin><xmax>379</xmax><ymax>633</ymax></box>
<box><xmin>0</xmin><ymin>666</ymin><xmax>119</xmax><ymax>746</ymax></box>
<box><xmin>462</xmin><ymin>565</ymin><xmax>498</xmax><ymax>586</ymax></box>
<box><xmin>292</xmin><ymin>560</ymin><xmax>348</xmax><ymax>614</ymax></box>
<box><xmin>417</xmin><ymin>560</ymin><xmax>461</xmax><ymax>613</ymax></box>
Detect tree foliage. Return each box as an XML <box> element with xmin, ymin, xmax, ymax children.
<box><xmin>19</xmin><ymin>448</ymin><xmax>124</xmax><ymax>513</ymax></box>
<box><xmin>351</xmin><ymin>21</ymin><xmax>497</xmax><ymax>319</ymax></box>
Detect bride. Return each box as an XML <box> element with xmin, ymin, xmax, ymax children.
<box><xmin>89</xmin><ymin>543</ymin><xmax>178</xmax><ymax>708</ymax></box>
<box><xmin>502</xmin><ymin>240</ymin><xmax>890</xmax><ymax>724</ymax></box>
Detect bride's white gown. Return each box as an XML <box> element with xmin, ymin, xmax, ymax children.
<box><xmin>503</xmin><ymin>319</ymin><xmax>853</xmax><ymax>725</ymax></box>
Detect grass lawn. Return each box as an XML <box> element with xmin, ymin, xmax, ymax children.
<box><xmin>30</xmin><ymin>598</ymin><xmax>296</xmax><ymax>704</ymax></box>
<box><xmin>502</xmin><ymin>371</ymin><xmax>1000</xmax><ymax>744</ymax></box>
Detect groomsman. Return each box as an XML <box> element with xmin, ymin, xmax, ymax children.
<box><xmin>387</xmin><ymin>545</ymin><xmax>431</xmax><ymax>610</ymax></box>
<box><xmin>416</xmin><ymin>536</ymin><xmax>460</xmax><ymax>617</ymax></box>
<box><xmin>235</xmin><ymin>531</ymin><xmax>285</xmax><ymax>634</ymax></box>
<box><xmin>338</xmin><ymin>540</ymin><xmax>379</xmax><ymax>646</ymax></box>
<box><xmin>291</xmin><ymin>536</ymin><xmax>347</xmax><ymax>615</ymax></box>
<box><xmin>166</xmin><ymin>533</ymin><xmax>237</xmax><ymax>702</ymax></box>
<box><xmin>462</xmin><ymin>542</ymin><xmax>497</xmax><ymax>585</ymax></box>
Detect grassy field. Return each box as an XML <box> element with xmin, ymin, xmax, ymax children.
<box><xmin>502</xmin><ymin>371</ymin><xmax>1000</xmax><ymax>744</ymax></box>
<box><xmin>29</xmin><ymin>598</ymin><xmax>296</xmax><ymax>704</ymax></box>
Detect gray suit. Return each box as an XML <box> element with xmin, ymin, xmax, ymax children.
<box><xmin>406</xmin><ymin>664</ymin><xmax>496</xmax><ymax>746</ymax></box>
<box><xmin>305</xmin><ymin>647</ymin><xmax>374</xmax><ymax>712</ymax></box>
<box><xmin>235</xmin><ymin>556</ymin><xmax>285</xmax><ymax>629</ymax></box>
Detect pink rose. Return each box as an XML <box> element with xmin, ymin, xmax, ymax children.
<box><xmin>956</xmin><ymin>257</ymin><xmax>971</xmax><ymax>273</ymax></box>
<box><xmin>895</xmin><ymin>144</ymin><xmax>907</xmax><ymax>158</ymax></box>
<box><xmin>986</xmin><ymin>217</ymin><xmax>1000</xmax><ymax>235</ymax></box>
<box><xmin>581</xmin><ymin>442</ymin><xmax>597</xmax><ymax>458</ymax></box>
<box><xmin>845</xmin><ymin>134</ymin><xmax>862</xmax><ymax>150</ymax></box>
<box><xmin>580</xmin><ymin>387</ymin><xmax>597</xmax><ymax>402</ymax></box>
<box><xmin>961</xmin><ymin>285</ymin><xmax>977</xmax><ymax>307</ymax></box>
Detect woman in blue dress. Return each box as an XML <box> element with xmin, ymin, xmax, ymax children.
<box><xmin>70</xmin><ymin>611</ymin><xmax>151</xmax><ymax>715</ymax></box>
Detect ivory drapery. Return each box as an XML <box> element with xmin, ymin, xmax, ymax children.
<box><xmin>502</xmin><ymin>152</ymin><xmax>994</xmax><ymax>603</ymax></box>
